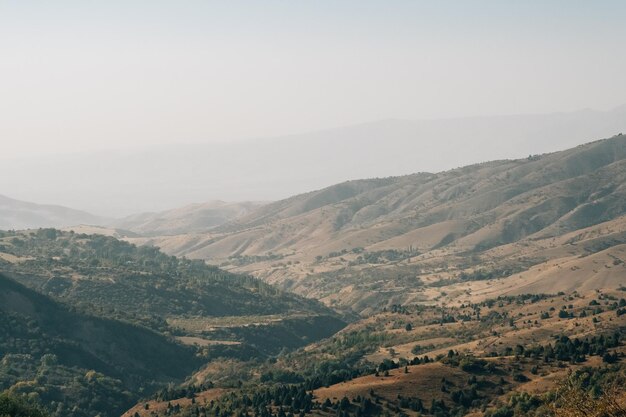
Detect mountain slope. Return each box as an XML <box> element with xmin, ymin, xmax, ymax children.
<box><xmin>149</xmin><ymin>135</ymin><xmax>626</xmax><ymax>259</ymax></box>
<box><xmin>135</xmin><ymin>135</ymin><xmax>626</xmax><ymax>312</ymax></box>
<box><xmin>0</xmin><ymin>194</ymin><xmax>105</xmax><ymax>230</ymax></box>
<box><xmin>0</xmin><ymin>273</ymin><xmax>201</xmax><ymax>417</ymax></box>
<box><xmin>112</xmin><ymin>200</ymin><xmax>265</xmax><ymax>236</ymax></box>
<box><xmin>0</xmin><ymin>229</ymin><xmax>346</xmax><ymax>354</ymax></box>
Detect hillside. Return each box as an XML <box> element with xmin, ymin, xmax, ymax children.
<box><xmin>112</xmin><ymin>200</ymin><xmax>265</xmax><ymax>236</ymax></box>
<box><xmin>0</xmin><ymin>229</ymin><xmax>346</xmax><ymax>357</ymax></box>
<box><xmin>133</xmin><ymin>135</ymin><xmax>626</xmax><ymax>313</ymax></box>
<box><xmin>0</xmin><ymin>194</ymin><xmax>105</xmax><ymax>230</ymax></box>
<box><xmin>0</xmin><ymin>273</ymin><xmax>201</xmax><ymax>417</ymax></box>
<box><xmin>121</xmin><ymin>288</ymin><xmax>626</xmax><ymax>417</ymax></box>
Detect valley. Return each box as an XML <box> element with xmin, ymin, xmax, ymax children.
<box><xmin>1</xmin><ymin>137</ymin><xmax>625</xmax><ymax>417</ymax></box>
<box><xmin>4</xmin><ymin>4</ymin><xmax>626</xmax><ymax>416</ymax></box>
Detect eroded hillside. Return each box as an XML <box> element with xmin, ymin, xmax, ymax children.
<box><xmin>129</xmin><ymin>135</ymin><xmax>626</xmax><ymax>314</ymax></box>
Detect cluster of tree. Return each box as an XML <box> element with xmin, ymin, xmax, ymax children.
<box><xmin>154</xmin><ymin>383</ymin><xmax>215</xmax><ymax>402</ymax></box>
<box><xmin>352</xmin><ymin>248</ymin><xmax>419</xmax><ymax>265</ymax></box>
<box><xmin>373</xmin><ymin>355</ymin><xmax>436</xmax><ymax>377</ymax></box>
<box><xmin>227</xmin><ymin>253</ymin><xmax>285</xmax><ymax>267</ymax></box>
<box><xmin>432</xmin><ymin>266</ymin><xmax>529</xmax><ymax>288</ymax></box>
<box><xmin>0</xmin><ymin>274</ymin><xmax>201</xmax><ymax>417</ymax></box>
<box><xmin>0</xmin><ymin>391</ymin><xmax>49</xmax><ymax>417</ymax></box>
<box><xmin>491</xmin><ymin>333</ymin><xmax>622</xmax><ymax>363</ymax></box>
<box><xmin>477</xmin><ymin>293</ymin><xmax>554</xmax><ymax>309</ymax></box>
<box><xmin>457</xmin><ymin>267</ymin><xmax>525</xmax><ymax>283</ymax></box>
<box><xmin>485</xmin><ymin>365</ymin><xmax>626</xmax><ymax>417</ymax></box>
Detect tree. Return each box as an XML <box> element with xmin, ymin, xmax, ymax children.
<box><xmin>551</xmin><ymin>372</ymin><xmax>626</xmax><ymax>417</ymax></box>
<box><xmin>0</xmin><ymin>392</ymin><xmax>48</xmax><ymax>417</ymax></box>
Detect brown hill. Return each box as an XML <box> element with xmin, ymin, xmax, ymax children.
<box><xmin>0</xmin><ymin>194</ymin><xmax>106</xmax><ymax>230</ymax></box>
<box><xmin>130</xmin><ymin>136</ymin><xmax>626</xmax><ymax>313</ymax></box>
<box><xmin>112</xmin><ymin>200</ymin><xmax>265</xmax><ymax>236</ymax></box>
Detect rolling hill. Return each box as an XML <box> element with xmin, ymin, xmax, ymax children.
<box><xmin>0</xmin><ymin>229</ymin><xmax>346</xmax><ymax>357</ymax></box>
<box><xmin>0</xmin><ymin>273</ymin><xmax>201</xmax><ymax>417</ymax></box>
<box><xmin>133</xmin><ymin>135</ymin><xmax>626</xmax><ymax>313</ymax></box>
<box><xmin>121</xmin><ymin>287</ymin><xmax>626</xmax><ymax>417</ymax></box>
<box><xmin>111</xmin><ymin>200</ymin><xmax>265</xmax><ymax>236</ymax></box>
<box><xmin>0</xmin><ymin>194</ymin><xmax>105</xmax><ymax>230</ymax></box>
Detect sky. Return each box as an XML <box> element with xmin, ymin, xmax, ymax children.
<box><xmin>1</xmin><ymin>1</ymin><xmax>626</xmax><ymax>158</ymax></box>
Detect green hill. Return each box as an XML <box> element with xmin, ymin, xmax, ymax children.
<box><xmin>0</xmin><ymin>229</ymin><xmax>346</xmax><ymax>354</ymax></box>
<box><xmin>0</xmin><ymin>273</ymin><xmax>201</xmax><ymax>417</ymax></box>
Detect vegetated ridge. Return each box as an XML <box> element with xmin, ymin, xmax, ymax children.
<box><xmin>0</xmin><ymin>273</ymin><xmax>201</xmax><ymax>417</ymax></box>
<box><xmin>0</xmin><ymin>229</ymin><xmax>346</xmax><ymax>357</ymax></box>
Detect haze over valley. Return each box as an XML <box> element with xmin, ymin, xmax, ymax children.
<box><xmin>2</xmin><ymin>2</ymin><xmax>626</xmax><ymax>417</ymax></box>
<box><xmin>2</xmin><ymin>105</ymin><xmax>626</xmax><ymax>216</ymax></box>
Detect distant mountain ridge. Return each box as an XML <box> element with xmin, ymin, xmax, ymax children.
<box><xmin>2</xmin><ymin>105</ymin><xmax>625</xmax><ymax>216</ymax></box>
<box><xmin>112</xmin><ymin>200</ymin><xmax>266</xmax><ymax>236</ymax></box>
<box><xmin>0</xmin><ymin>194</ymin><xmax>106</xmax><ymax>230</ymax></box>
<box><xmin>0</xmin><ymin>194</ymin><xmax>263</xmax><ymax>236</ymax></box>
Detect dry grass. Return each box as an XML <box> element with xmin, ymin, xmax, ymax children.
<box><xmin>313</xmin><ymin>362</ymin><xmax>468</xmax><ymax>404</ymax></box>
<box><xmin>121</xmin><ymin>388</ymin><xmax>231</xmax><ymax>417</ymax></box>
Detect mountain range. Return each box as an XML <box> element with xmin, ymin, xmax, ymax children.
<box><xmin>1</xmin><ymin>133</ymin><xmax>626</xmax><ymax>417</ymax></box>
<box><xmin>129</xmin><ymin>134</ymin><xmax>626</xmax><ymax>313</ymax></box>
<box><xmin>0</xmin><ymin>194</ymin><xmax>106</xmax><ymax>230</ymax></box>
<box><xmin>111</xmin><ymin>200</ymin><xmax>265</xmax><ymax>236</ymax></box>
<box><xmin>1</xmin><ymin>105</ymin><xmax>625</xmax><ymax>216</ymax></box>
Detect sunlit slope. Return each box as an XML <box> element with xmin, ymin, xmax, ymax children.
<box><xmin>134</xmin><ymin>135</ymin><xmax>626</xmax><ymax>312</ymax></box>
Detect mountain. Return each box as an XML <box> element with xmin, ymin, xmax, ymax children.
<box><xmin>1</xmin><ymin>106</ymin><xmax>625</xmax><ymax>216</ymax></box>
<box><xmin>0</xmin><ymin>192</ymin><xmax>262</xmax><ymax>237</ymax></box>
<box><xmin>0</xmin><ymin>194</ymin><xmax>105</xmax><ymax>230</ymax></box>
<box><xmin>136</xmin><ymin>135</ymin><xmax>626</xmax><ymax>313</ymax></box>
<box><xmin>0</xmin><ymin>229</ymin><xmax>346</xmax><ymax>355</ymax></box>
<box><xmin>112</xmin><ymin>200</ymin><xmax>265</xmax><ymax>236</ymax></box>
<box><xmin>0</xmin><ymin>273</ymin><xmax>201</xmax><ymax>417</ymax></box>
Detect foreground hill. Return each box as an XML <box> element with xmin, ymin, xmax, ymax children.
<box><xmin>122</xmin><ymin>288</ymin><xmax>626</xmax><ymax>417</ymax></box>
<box><xmin>135</xmin><ymin>135</ymin><xmax>626</xmax><ymax>313</ymax></box>
<box><xmin>0</xmin><ymin>194</ymin><xmax>105</xmax><ymax>230</ymax></box>
<box><xmin>0</xmin><ymin>273</ymin><xmax>201</xmax><ymax>417</ymax></box>
<box><xmin>0</xmin><ymin>229</ymin><xmax>345</xmax><ymax>357</ymax></box>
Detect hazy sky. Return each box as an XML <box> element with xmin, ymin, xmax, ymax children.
<box><xmin>1</xmin><ymin>1</ymin><xmax>626</xmax><ymax>158</ymax></box>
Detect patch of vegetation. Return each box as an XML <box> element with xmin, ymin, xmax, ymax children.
<box><xmin>351</xmin><ymin>248</ymin><xmax>420</xmax><ymax>265</ymax></box>
<box><xmin>0</xmin><ymin>274</ymin><xmax>201</xmax><ymax>417</ymax></box>
<box><xmin>0</xmin><ymin>230</ymin><xmax>345</xmax><ymax>357</ymax></box>
<box><xmin>0</xmin><ymin>391</ymin><xmax>49</xmax><ymax>417</ymax></box>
